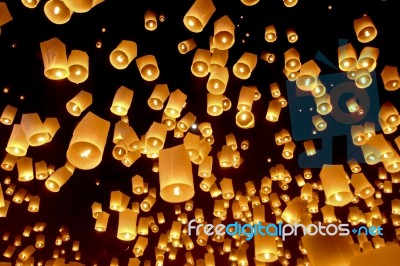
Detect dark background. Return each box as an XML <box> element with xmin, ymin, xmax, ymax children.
<box><xmin>1</xmin><ymin>0</ymin><xmax>400</xmax><ymax>265</ymax></box>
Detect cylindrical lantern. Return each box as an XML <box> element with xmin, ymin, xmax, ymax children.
<box><xmin>198</xmin><ymin>156</ymin><xmax>213</xmax><ymax>178</ymax></box>
<box><xmin>319</xmin><ymin>164</ymin><xmax>353</xmax><ymax>206</ymax></box>
<box><xmin>207</xmin><ymin>93</ymin><xmax>224</xmax><ymax>116</ymax></box>
<box><xmin>183</xmin><ymin>0</ymin><xmax>216</xmax><ymax>33</ymax></box>
<box><xmin>1</xmin><ymin>105</ymin><xmax>17</xmax><ymax>125</ymax></box>
<box><xmin>283</xmin><ymin>0</ymin><xmax>298</xmax><ymax>7</ymax></box>
<box><xmin>264</xmin><ymin>25</ymin><xmax>277</xmax><ymax>42</ymax></box>
<box><xmin>144</xmin><ymin>9</ymin><xmax>157</xmax><ymax>31</ymax></box>
<box><xmin>357</xmin><ymin>46</ymin><xmax>379</xmax><ymax>71</ymax></box>
<box><xmin>338</xmin><ymin>43</ymin><xmax>357</xmax><ymax>72</ymax></box>
<box><xmin>282</xmin><ymin>141</ymin><xmax>296</xmax><ymax>159</ymax></box>
<box><xmin>286</xmin><ymin>28</ymin><xmax>298</xmax><ymax>43</ymax></box>
<box><xmin>145</xmin><ymin>122</ymin><xmax>167</xmax><ymax>154</ymax></box>
<box><xmin>351</xmin><ymin>173</ymin><xmax>375</xmax><ymax>199</ymax></box>
<box><xmin>379</xmin><ymin>101</ymin><xmax>400</xmax><ymax>127</ymax></box>
<box><xmin>6</xmin><ymin>124</ymin><xmax>29</xmax><ymax>156</ymax></box>
<box><xmin>117</xmin><ymin>209</ymin><xmax>138</xmax><ymax>241</ymax></box>
<box><xmin>110</xmin><ymin>190</ymin><xmax>130</xmax><ymax>212</ymax></box>
<box><xmin>233</xmin><ymin>52</ymin><xmax>257</xmax><ymax>80</ymax></box>
<box><xmin>161</xmin><ymin>112</ymin><xmax>176</xmax><ymax>131</ymax></box>
<box><xmin>43</xmin><ymin>117</ymin><xmax>60</xmax><ymax>143</ymax></box>
<box><xmin>260</xmin><ymin>51</ymin><xmax>275</xmax><ymax>63</ymax></box>
<box><xmin>254</xmin><ymin>222</ymin><xmax>278</xmax><ymax>262</ymax></box>
<box><xmin>351</xmin><ymin>125</ymin><xmax>367</xmax><ymax>146</ymax></box>
<box><xmin>265</xmin><ymin>99</ymin><xmax>282</xmax><ymax>122</ymax></box>
<box><xmin>355</xmin><ymin>68</ymin><xmax>372</xmax><ymax>89</ymax></box>
<box><xmin>44</xmin><ymin>0</ymin><xmax>72</xmax><ymax>25</ymax></box>
<box><xmin>164</xmin><ymin>89</ymin><xmax>187</xmax><ymax>118</ymax></box>
<box><xmin>296</xmin><ymin>60</ymin><xmax>320</xmax><ymax>91</ymax></box>
<box><xmin>109</xmin><ymin>40</ymin><xmax>137</xmax><ymax>70</ymax></box>
<box><xmin>22</xmin><ymin>0</ymin><xmax>40</xmax><ymax>8</ymax></box>
<box><xmin>220</xmin><ymin>178</ymin><xmax>234</xmax><ymax>200</ymax></box>
<box><xmin>148</xmin><ymin>84</ymin><xmax>170</xmax><ymax>110</ymax></box>
<box><xmin>63</xmin><ymin>0</ymin><xmax>102</xmax><ymax>13</ymax></box>
<box><xmin>177</xmin><ymin>112</ymin><xmax>197</xmax><ymax>132</ymax></box>
<box><xmin>159</xmin><ymin>145</ymin><xmax>194</xmax><ymax>203</ymax></box>
<box><xmin>18</xmin><ymin>245</ymin><xmax>36</xmax><ymax>261</ymax></box>
<box><xmin>198</xmin><ymin>122</ymin><xmax>213</xmax><ymax>137</ymax></box>
<box><xmin>132</xmin><ymin>175</ymin><xmax>144</xmax><ymax>195</ymax></box>
<box><xmin>136</xmin><ymin>55</ymin><xmax>160</xmax><ymax>81</ymax></box>
<box><xmin>45</xmin><ymin>166</ymin><xmax>73</xmax><ymax>192</ymax></box>
<box><xmin>354</xmin><ymin>15</ymin><xmax>377</xmax><ymax>43</ymax></box>
<box><xmin>281</xmin><ymin>197</ymin><xmax>308</xmax><ymax>225</ymax></box>
<box><xmin>66</xmin><ymin>112</ymin><xmax>110</xmax><ymax>170</ymax></box>
<box><xmin>191</xmin><ymin>48</ymin><xmax>211</xmax><ymax>77</ymax></box>
<box><xmin>17</xmin><ymin>156</ymin><xmax>34</xmax><ymax>182</ymax></box>
<box><xmin>110</xmin><ymin>86</ymin><xmax>134</xmax><ymax>116</ymax></box>
<box><xmin>303</xmin><ymin>140</ymin><xmax>316</xmax><ymax>156</ymax></box>
<box><xmin>28</xmin><ymin>195</ymin><xmax>40</xmax><ymax>212</ymax></box>
<box><xmin>315</xmin><ymin>93</ymin><xmax>332</xmax><ymax>115</ymax></box>
<box><xmin>381</xmin><ymin>65</ymin><xmax>400</xmax><ymax>91</ymax></box>
<box><xmin>213</xmin><ymin>15</ymin><xmax>235</xmax><ymax>50</ymax></box>
<box><xmin>67</xmin><ymin>50</ymin><xmax>89</xmax><ymax>84</ymax></box>
<box><xmin>95</xmin><ymin>211</ymin><xmax>110</xmax><ymax>232</ymax></box>
<box><xmin>21</xmin><ymin>113</ymin><xmax>49</xmax><ymax>146</ymax></box>
<box><xmin>40</xmin><ymin>37</ymin><xmax>69</xmax><ymax>79</ymax></box>
<box><xmin>178</xmin><ymin>39</ymin><xmax>197</xmax><ymax>54</ymax></box>
<box><xmin>133</xmin><ymin>236</ymin><xmax>148</xmax><ymax>257</ymax></box>
<box><xmin>284</xmin><ymin>48</ymin><xmax>301</xmax><ymax>72</ymax></box>
<box><xmin>66</xmin><ymin>90</ymin><xmax>92</xmax><ymax>116</ymax></box>
<box><xmin>210</xmin><ymin>48</ymin><xmax>228</xmax><ymax>69</ymax></box>
<box><xmin>207</xmin><ymin>66</ymin><xmax>229</xmax><ymax>95</ymax></box>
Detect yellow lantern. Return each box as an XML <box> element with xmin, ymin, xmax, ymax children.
<box><xmin>1</xmin><ymin>105</ymin><xmax>17</xmax><ymax>125</ymax></box>
<box><xmin>284</xmin><ymin>0</ymin><xmax>298</xmax><ymax>7</ymax></box>
<box><xmin>40</xmin><ymin>37</ymin><xmax>69</xmax><ymax>79</ymax></box>
<box><xmin>319</xmin><ymin>164</ymin><xmax>353</xmax><ymax>206</ymax></box>
<box><xmin>148</xmin><ymin>84</ymin><xmax>170</xmax><ymax>110</ymax></box>
<box><xmin>6</xmin><ymin>124</ymin><xmax>29</xmax><ymax>157</ymax></box>
<box><xmin>284</xmin><ymin>48</ymin><xmax>301</xmax><ymax>72</ymax></box>
<box><xmin>264</xmin><ymin>25</ymin><xmax>277</xmax><ymax>42</ymax></box>
<box><xmin>281</xmin><ymin>197</ymin><xmax>308</xmax><ymax>225</ymax></box>
<box><xmin>0</xmin><ymin>184</ymin><xmax>4</xmax><ymax>208</ymax></box>
<box><xmin>213</xmin><ymin>15</ymin><xmax>235</xmax><ymax>50</ymax></box>
<box><xmin>21</xmin><ymin>0</ymin><xmax>40</xmax><ymax>8</ymax></box>
<box><xmin>282</xmin><ymin>141</ymin><xmax>296</xmax><ymax>159</ymax></box>
<box><xmin>351</xmin><ymin>125</ymin><xmax>367</xmax><ymax>146</ymax></box>
<box><xmin>63</xmin><ymin>0</ymin><xmax>104</xmax><ymax>13</ymax></box>
<box><xmin>198</xmin><ymin>122</ymin><xmax>213</xmax><ymax>137</ymax></box>
<box><xmin>145</xmin><ymin>122</ymin><xmax>167</xmax><ymax>154</ymax></box>
<box><xmin>91</xmin><ymin>202</ymin><xmax>102</xmax><ymax>219</ymax></box>
<box><xmin>164</xmin><ymin>89</ymin><xmax>187</xmax><ymax>118</ymax></box>
<box><xmin>66</xmin><ymin>90</ymin><xmax>93</xmax><ymax>117</ymax></box>
<box><xmin>286</xmin><ymin>28</ymin><xmax>298</xmax><ymax>43</ymax></box>
<box><xmin>161</xmin><ymin>112</ymin><xmax>176</xmax><ymax>131</ymax></box>
<box><xmin>136</xmin><ymin>55</ymin><xmax>160</xmax><ymax>81</ymax></box>
<box><xmin>159</xmin><ymin>145</ymin><xmax>194</xmax><ymax>203</ymax></box>
<box><xmin>260</xmin><ymin>51</ymin><xmax>275</xmax><ymax>63</ymax></box>
<box><xmin>177</xmin><ymin>112</ymin><xmax>197</xmax><ymax>132</ymax></box>
<box><xmin>338</xmin><ymin>43</ymin><xmax>357</xmax><ymax>72</ymax></box>
<box><xmin>191</xmin><ymin>48</ymin><xmax>211</xmax><ymax>77</ymax></box>
<box><xmin>315</xmin><ymin>93</ymin><xmax>332</xmax><ymax>115</ymax></box>
<box><xmin>45</xmin><ymin>166</ymin><xmax>73</xmax><ymax>192</ymax></box>
<box><xmin>132</xmin><ymin>175</ymin><xmax>144</xmax><ymax>195</ymax></box>
<box><xmin>220</xmin><ymin>178</ymin><xmax>235</xmax><ymax>200</ymax></box>
<box><xmin>379</xmin><ymin>101</ymin><xmax>400</xmax><ymax>127</ymax></box>
<box><xmin>207</xmin><ymin>93</ymin><xmax>224</xmax><ymax>116</ymax></box>
<box><xmin>28</xmin><ymin>195</ymin><xmax>40</xmax><ymax>212</ymax></box>
<box><xmin>357</xmin><ymin>47</ymin><xmax>379</xmax><ymax>71</ymax></box>
<box><xmin>0</xmin><ymin>200</ymin><xmax>10</xmax><ymax>217</ymax></box>
<box><xmin>67</xmin><ymin>50</ymin><xmax>89</xmax><ymax>84</ymax></box>
<box><xmin>265</xmin><ymin>99</ymin><xmax>282</xmax><ymax>122</ymax></box>
<box><xmin>117</xmin><ymin>209</ymin><xmax>138</xmax><ymax>241</ymax></box>
<box><xmin>44</xmin><ymin>0</ymin><xmax>72</xmax><ymax>25</ymax></box>
<box><xmin>210</xmin><ymin>48</ymin><xmax>229</xmax><ymax>69</ymax></box>
<box><xmin>240</xmin><ymin>0</ymin><xmax>259</xmax><ymax>6</ymax></box>
<box><xmin>296</xmin><ymin>60</ymin><xmax>320</xmax><ymax>91</ymax></box>
<box><xmin>346</xmin><ymin>98</ymin><xmax>360</xmax><ymax>113</ymax></box>
<box><xmin>133</xmin><ymin>236</ymin><xmax>148</xmax><ymax>257</ymax></box>
<box><xmin>198</xmin><ymin>156</ymin><xmax>213</xmax><ymax>178</ymax></box>
<box><xmin>350</xmin><ymin>173</ymin><xmax>375</xmax><ymax>199</ymax></box>
<box><xmin>21</xmin><ymin>113</ymin><xmax>49</xmax><ymax>146</ymax></box>
<box><xmin>110</xmin><ymin>86</ymin><xmax>134</xmax><ymax>116</ymax></box>
<box><xmin>17</xmin><ymin>156</ymin><xmax>33</xmax><ymax>182</ymax></box>
<box><xmin>18</xmin><ymin>245</ymin><xmax>36</xmax><ymax>261</ymax></box>
<box><xmin>66</xmin><ymin>112</ymin><xmax>110</xmax><ymax>170</ymax></box>
<box><xmin>233</xmin><ymin>52</ymin><xmax>257</xmax><ymax>80</ymax></box>
<box><xmin>207</xmin><ymin>66</ymin><xmax>229</xmax><ymax>95</ymax></box>
<box><xmin>348</xmin><ymin>158</ymin><xmax>362</xmax><ymax>173</ymax></box>
<box><xmin>43</xmin><ymin>117</ymin><xmax>60</xmax><ymax>143</ymax></box>
<box><xmin>355</xmin><ymin>68</ymin><xmax>372</xmax><ymax>89</ymax></box>
<box><xmin>178</xmin><ymin>39</ymin><xmax>197</xmax><ymax>54</ymax></box>
<box><xmin>254</xmin><ymin>222</ymin><xmax>278</xmax><ymax>262</ymax></box>
<box><xmin>354</xmin><ymin>15</ymin><xmax>377</xmax><ymax>43</ymax></box>
<box><xmin>95</xmin><ymin>212</ymin><xmax>110</xmax><ymax>232</ymax></box>
<box><xmin>303</xmin><ymin>140</ymin><xmax>316</xmax><ymax>156</ymax></box>
<box><xmin>381</xmin><ymin>65</ymin><xmax>400</xmax><ymax>91</ymax></box>
<box><xmin>183</xmin><ymin>0</ymin><xmax>216</xmax><ymax>33</ymax></box>
<box><xmin>110</xmin><ymin>40</ymin><xmax>137</xmax><ymax>70</ymax></box>
<box><xmin>144</xmin><ymin>10</ymin><xmax>157</xmax><ymax>31</ymax></box>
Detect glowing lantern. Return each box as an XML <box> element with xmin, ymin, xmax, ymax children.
<box><xmin>284</xmin><ymin>48</ymin><xmax>301</xmax><ymax>72</ymax></box>
<box><xmin>236</xmin><ymin>110</ymin><xmax>255</xmax><ymax>129</ymax></box>
<box><xmin>357</xmin><ymin>47</ymin><xmax>379</xmax><ymax>71</ymax></box>
<box><xmin>264</xmin><ymin>25</ymin><xmax>277</xmax><ymax>42</ymax></box>
<box><xmin>303</xmin><ymin>140</ymin><xmax>316</xmax><ymax>156</ymax></box>
<box><xmin>351</xmin><ymin>125</ymin><xmax>367</xmax><ymax>146</ymax></box>
<box><xmin>1</xmin><ymin>105</ymin><xmax>17</xmax><ymax>125</ymax></box>
<box><xmin>133</xmin><ymin>236</ymin><xmax>148</xmax><ymax>257</ymax></box>
<box><xmin>379</xmin><ymin>101</ymin><xmax>400</xmax><ymax>127</ymax></box>
<box><xmin>207</xmin><ymin>93</ymin><xmax>224</xmax><ymax>116</ymax></box>
<box><xmin>254</xmin><ymin>222</ymin><xmax>278</xmax><ymax>262</ymax></box>
<box><xmin>198</xmin><ymin>156</ymin><xmax>213</xmax><ymax>178</ymax></box>
<box><xmin>148</xmin><ymin>84</ymin><xmax>170</xmax><ymax>110</ymax></box>
<box><xmin>132</xmin><ymin>175</ymin><xmax>144</xmax><ymax>195</ymax></box>
<box><xmin>21</xmin><ymin>113</ymin><xmax>49</xmax><ymax>146</ymax></box>
<box><xmin>144</xmin><ymin>10</ymin><xmax>157</xmax><ymax>31</ymax></box>
<box><xmin>66</xmin><ymin>90</ymin><xmax>92</xmax><ymax>117</ymax></box>
<box><xmin>281</xmin><ymin>197</ymin><xmax>308</xmax><ymax>225</ymax></box>
<box><xmin>191</xmin><ymin>48</ymin><xmax>211</xmax><ymax>77</ymax></box>
<box><xmin>260</xmin><ymin>52</ymin><xmax>275</xmax><ymax>63</ymax></box>
<box><xmin>240</xmin><ymin>0</ymin><xmax>259</xmax><ymax>5</ymax></box>
<box><xmin>110</xmin><ymin>191</ymin><xmax>130</xmax><ymax>212</ymax></box>
<box><xmin>136</xmin><ymin>55</ymin><xmax>160</xmax><ymax>81</ymax></box>
<box><xmin>44</xmin><ymin>0</ymin><xmax>72</xmax><ymax>25</ymax></box>
<box><xmin>183</xmin><ymin>0</ymin><xmax>216</xmax><ymax>33</ymax></box>
<box><xmin>282</xmin><ymin>141</ymin><xmax>296</xmax><ymax>159</ymax></box>
<box><xmin>95</xmin><ymin>212</ymin><xmax>110</xmax><ymax>232</ymax></box>
<box><xmin>351</xmin><ymin>173</ymin><xmax>375</xmax><ymax>199</ymax></box>
<box><xmin>66</xmin><ymin>50</ymin><xmax>89</xmax><ymax>84</ymax></box>
<box><xmin>296</xmin><ymin>60</ymin><xmax>320</xmax><ymax>91</ymax></box>
<box><xmin>178</xmin><ymin>39</ymin><xmax>197</xmax><ymax>54</ymax></box>
<box><xmin>315</xmin><ymin>93</ymin><xmax>332</xmax><ymax>115</ymax></box>
<box><xmin>110</xmin><ymin>40</ymin><xmax>137</xmax><ymax>70</ymax></box>
<box><xmin>117</xmin><ymin>209</ymin><xmax>138</xmax><ymax>241</ymax></box>
<box><xmin>233</xmin><ymin>52</ymin><xmax>257</xmax><ymax>80</ymax></box>
<box><xmin>207</xmin><ymin>66</ymin><xmax>229</xmax><ymax>95</ymax></box>
<box><xmin>319</xmin><ymin>164</ymin><xmax>353</xmax><ymax>207</ymax></box>
<box><xmin>159</xmin><ymin>145</ymin><xmax>194</xmax><ymax>203</ymax></box>
<box><xmin>355</xmin><ymin>68</ymin><xmax>372</xmax><ymax>89</ymax></box>
<box><xmin>210</xmin><ymin>48</ymin><xmax>229</xmax><ymax>69</ymax></box>
<box><xmin>43</xmin><ymin>117</ymin><xmax>60</xmax><ymax>142</ymax></box>
<box><xmin>40</xmin><ymin>37</ymin><xmax>69</xmax><ymax>79</ymax></box>
<box><xmin>110</xmin><ymin>86</ymin><xmax>134</xmax><ymax>116</ymax></box>
<box><xmin>18</xmin><ymin>245</ymin><xmax>36</xmax><ymax>261</ymax></box>
<box><xmin>45</xmin><ymin>166</ymin><xmax>73</xmax><ymax>192</ymax></box>
<box><xmin>164</xmin><ymin>89</ymin><xmax>187</xmax><ymax>118</ymax></box>
<box><xmin>21</xmin><ymin>0</ymin><xmax>40</xmax><ymax>8</ymax></box>
<box><xmin>381</xmin><ymin>66</ymin><xmax>400</xmax><ymax>91</ymax></box>
<box><xmin>17</xmin><ymin>156</ymin><xmax>33</xmax><ymax>182</ymax></box>
<box><xmin>177</xmin><ymin>112</ymin><xmax>197</xmax><ymax>132</ymax></box>
<box><xmin>354</xmin><ymin>15</ymin><xmax>377</xmax><ymax>43</ymax></box>
<box><xmin>63</xmin><ymin>0</ymin><xmax>103</xmax><ymax>13</ymax></box>
<box><xmin>213</xmin><ymin>15</ymin><xmax>235</xmax><ymax>50</ymax></box>
<box><xmin>265</xmin><ymin>99</ymin><xmax>282</xmax><ymax>122</ymax></box>
<box><xmin>338</xmin><ymin>43</ymin><xmax>357</xmax><ymax>71</ymax></box>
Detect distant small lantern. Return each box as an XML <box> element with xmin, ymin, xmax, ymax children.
<box><xmin>286</xmin><ymin>28</ymin><xmax>298</xmax><ymax>43</ymax></box>
<box><xmin>110</xmin><ymin>40</ymin><xmax>137</xmax><ymax>69</ymax></box>
<box><xmin>66</xmin><ymin>90</ymin><xmax>93</xmax><ymax>116</ymax></box>
<box><xmin>67</xmin><ymin>50</ymin><xmax>89</xmax><ymax>84</ymax></box>
<box><xmin>136</xmin><ymin>55</ymin><xmax>160</xmax><ymax>81</ymax></box>
<box><xmin>40</xmin><ymin>37</ymin><xmax>69</xmax><ymax>79</ymax></box>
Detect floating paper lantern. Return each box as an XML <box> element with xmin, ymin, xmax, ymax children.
<box><xmin>117</xmin><ymin>209</ymin><xmax>138</xmax><ymax>241</ymax></box>
<box><xmin>148</xmin><ymin>84</ymin><xmax>170</xmax><ymax>110</ymax></box>
<box><xmin>284</xmin><ymin>0</ymin><xmax>298</xmax><ymax>7</ymax></box>
<box><xmin>284</xmin><ymin>48</ymin><xmax>301</xmax><ymax>72</ymax></box>
<box><xmin>178</xmin><ymin>39</ymin><xmax>197</xmax><ymax>54</ymax></box>
<box><xmin>198</xmin><ymin>156</ymin><xmax>213</xmax><ymax>178</ymax></box>
<box><xmin>6</xmin><ymin>124</ymin><xmax>29</xmax><ymax>157</ymax></box>
<box><xmin>319</xmin><ymin>164</ymin><xmax>353</xmax><ymax>207</ymax></box>
<box><xmin>136</xmin><ymin>55</ymin><xmax>160</xmax><ymax>81</ymax></box>
<box><xmin>303</xmin><ymin>140</ymin><xmax>316</xmax><ymax>156</ymax></box>
<box><xmin>213</xmin><ymin>15</ymin><xmax>235</xmax><ymax>50</ymax></box>
<box><xmin>63</xmin><ymin>0</ymin><xmax>103</xmax><ymax>13</ymax></box>
<box><xmin>132</xmin><ymin>175</ymin><xmax>144</xmax><ymax>195</ymax></box>
<box><xmin>21</xmin><ymin>113</ymin><xmax>49</xmax><ymax>146</ymax></box>
<box><xmin>159</xmin><ymin>145</ymin><xmax>194</xmax><ymax>203</ymax></box>
<box><xmin>67</xmin><ymin>50</ymin><xmax>89</xmax><ymax>84</ymax></box>
<box><xmin>110</xmin><ymin>86</ymin><xmax>134</xmax><ymax>116</ymax></box>
<box><xmin>296</xmin><ymin>60</ymin><xmax>320</xmax><ymax>91</ymax></box>
<box><xmin>210</xmin><ymin>48</ymin><xmax>229</xmax><ymax>69</ymax></box>
<box><xmin>381</xmin><ymin>66</ymin><xmax>400</xmax><ymax>91</ymax></box>
<box><xmin>315</xmin><ymin>93</ymin><xmax>332</xmax><ymax>115</ymax></box>
<box><xmin>236</xmin><ymin>110</ymin><xmax>255</xmax><ymax>129</ymax></box>
<box><xmin>354</xmin><ymin>15</ymin><xmax>377</xmax><ymax>43</ymax></box>
<box><xmin>18</xmin><ymin>245</ymin><xmax>36</xmax><ymax>261</ymax></box>
<box><xmin>21</xmin><ymin>0</ymin><xmax>40</xmax><ymax>9</ymax></box>
<box><xmin>45</xmin><ymin>166</ymin><xmax>73</xmax><ymax>192</ymax></box>
<box><xmin>355</xmin><ymin>68</ymin><xmax>372</xmax><ymax>89</ymax></box>
<box><xmin>28</xmin><ymin>195</ymin><xmax>40</xmax><ymax>212</ymax></box>
<box><xmin>207</xmin><ymin>66</ymin><xmax>229</xmax><ymax>95</ymax></box>
<box><xmin>177</xmin><ymin>112</ymin><xmax>197</xmax><ymax>132</ymax></box>
<box><xmin>44</xmin><ymin>0</ymin><xmax>72</xmax><ymax>25</ymax></box>
<box><xmin>260</xmin><ymin>52</ymin><xmax>275</xmax><ymax>63</ymax></box>
<box><xmin>286</xmin><ymin>28</ymin><xmax>298</xmax><ymax>43</ymax></box>
<box><xmin>110</xmin><ymin>191</ymin><xmax>130</xmax><ymax>212</ymax></box>
<box><xmin>43</xmin><ymin>117</ymin><xmax>60</xmax><ymax>143</ymax></box>
<box><xmin>191</xmin><ymin>48</ymin><xmax>211</xmax><ymax>77</ymax></box>
<box><xmin>40</xmin><ymin>37</ymin><xmax>69</xmax><ymax>79</ymax></box>
<box><xmin>357</xmin><ymin>47</ymin><xmax>379</xmax><ymax>71</ymax></box>
<box><xmin>338</xmin><ymin>43</ymin><xmax>357</xmax><ymax>72</ymax></box>
<box><xmin>351</xmin><ymin>173</ymin><xmax>375</xmax><ymax>199</ymax></box>
<box><xmin>1</xmin><ymin>105</ymin><xmax>17</xmax><ymax>125</ymax></box>
<box><xmin>164</xmin><ymin>89</ymin><xmax>187</xmax><ymax>118</ymax></box>
<box><xmin>144</xmin><ymin>10</ymin><xmax>157</xmax><ymax>31</ymax></box>
<box><xmin>254</xmin><ymin>222</ymin><xmax>278</xmax><ymax>262</ymax></box>
<box><xmin>379</xmin><ymin>101</ymin><xmax>400</xmax><ymax>127</ymax></box>
<box><xmin>66</xmin><ymin>112</ymin><xmax>110</xmax><ymax>170</ymax></box>
<box><xmin>265</xmin><ymin>99</ymin><xmax>282</xmax><ymax>122</ymax></box>
<box><xmin>233</xmin><ymin>52</ymin><xmax>257</xmax><ymax>80</ymax></box>
<box><xmin>95</xmin><ymin>212</ymin><xmax>110</xmax><ymax>232</ymax></box>
<box><xmin>351</xmin><ymin>125</ymin><xmax>367</xmax><ymax>146</ymax></box>
<box><xmin>183</xmin><ymin>0</ymin><xmax>216</xmax><ymax>33</ymax></box>
<box><xmin>66</xmin><ymin>90</ymin><xmax>93</xmax><ymax>116</ymax></box>
<box><xmin>207</xmin><ymin>93</ymin><xmax>224</xmax><ymax>116</ymax></box>
<box><xmin>110</xmin><ymin>40</ymin><xmax>137</xmax><ymax>70</ymax></box>
<box><xmin>17</xmin><ymin>156</ymin><xmax>33</xmax><ymax>182</ymax></box>
<box><xmin>264</xmin><ymin>25</ymin><xmax>277</xmax><ymax>42</ymax></box>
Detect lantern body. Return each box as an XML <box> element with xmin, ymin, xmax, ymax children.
<box><xmin>21</xmin><ymin>113</ymin><xmax>49</xmax><ymax>146</ymax></box>
<box><xmin>159</xmin><ymin>145</ymin><xmax>194</xmax><ymax>203</ymax></box>
<box><xmin>144</xmin><ymin>9</ymin><xmax>157</xmax><ymax>31</ymax></box>
<box><xmin>117</xmin><ymin>209</ymin><xmax>138</xmax><ymax>241</ymax></box>
<box><xmin>6</xmin><ymin>124</ymin><xmax>29</xmax><ymax>157</ymax></box>
<box><xmin>191</xmin><ymin>48</ymin><xmax>211</xmax><ymax>77</ymax></box>
<box><xmin>207</xmin><ymin>93</ymin><xmax>224</xmax><ymax>116</ymax></box>
<box><xmin>63</xmin><ymin>0</ymin><xmax>101</xmax><ymax>13</ymax></box>
<box><xmin>233</xmin><ymin>52</ymin><xmax>257</xmax><ymax>80</ymax></box>
<box><xmin>178</xmin><ymin>39</ymin><xmax>197</xmax><ymax>54</ymax></box>
<box><xmin>381</xmin><ymin>66</ymin><xmax>400</xmax><ymax>91</ymax></box>
<box><xmin>1</xmin><ymin>105</ymin><xmax>17</xmax><ymax>125</ymax></box>
<box><xmin>45</xmin><ymin>166</ymin><xmax>73</xmax><ymax>192</ymax></box>
<box><xmin>164</xmin><ymin>89</ymin><xmax>187</xmax><ymax>118</ymax></box>
<box><xmin>136</xmin><ymin>55</ymin><xmax>160</xmax><ymax>81</ymax></box>
<box><xmin>354</xmin><ymin>15</ymin><xmax>377</xmax><ymax>43</ymax></box>
<box><xmin>110</xmin><ymin>40</ymin><xmax>137</xmax><ymax>69</ymax></box>
<box><xmin>66</xmin><ymin>90</ymin><xmax>93</xmax><ymax>116</ymax></box>
<box><xmin>284</xmin><ymin>48</ymin><xmax>301</xmax><ymax>72</ymax></box>
<box><xmin>40</xmin><ymin>37</ymin><xmax>69</xmax><ymax>79</ymax></box>
<box><xmin>296</xmin><ymin>60</ymin><xmax>320</xmax><ymax>91</ymax></box>
<box><xmin>44</xmin><ymin>0</ymin><xmax>72</xmax><ymax>25</ymax></box>
<box><xmin>213</xmin><ymin>15</ymin><xmax>235</xmax><ymax>50</ymax></box>
<box><xmin>110</xmin><ymin>86</ymin><xmax>134</xmax><ymax>116</ymax></box>
<box><xmin>67</xmin><ymin>50</ymin><xmax>89</xmax><ymax>84</ymax></box>
<box><xmin>264</xmin><ymin>25</ymin><xmax>277</xmax><ymax>42</ymax></box>
<box><xmin>148</xmin><ymin>84</ymin><xmax>170</xmax><ymax>110</ymax></box>
<box><xmin>207</xmin><ymin>66</ymin><xmax>229</xmax><ymax>95</ymax></box>
<box><xmin>17</xmin><ymin>156</ymin><xmax>34</xmax><ymax>182</ymax></box>
<box><xmin>66</xmin><ymin>112</ymin><xmax>110</xmax><ymax>170</ymax></box>
<box><xmin>254</xmin><ymin>222</ymin><xmax>278</xmax><ymax>262</ymax></box>
<box><xmin>319</xmin><ymin>164</ymin><xmax>353</xmax><ymax>206</ymax></box>
<box><xmin>338</xmin><ymin>43</ymin><xmax>357</xmax><ymax>71</ymax></box>
<box><xmin>183</xmin><ymin>0</ymin><xmax>216</xmax><ymax>33</ymax></box>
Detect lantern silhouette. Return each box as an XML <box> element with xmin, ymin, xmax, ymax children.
<box><xmin>159</xmin><ymin>145</ymin><xmax>194</xmax><ymax>203</ymax></box>
<box><xmin>67</xmin><ymin>50</ymin><xmax>89</xmax><ymax>84</ymax></box>
<box><xmin>66</xmin><ymin>90</ymin><xmax>92</xmax><ymax>116</ymax></box>
<box><xmin>110</xmin><ymin>40</ymin><xmax>137</xmax><ymax>69</ymax></box>
<box><xmin>183</xmin><ymin>0</ymin><xmax>216</xmax><ymax>33</ymax></box>
<box><xmin>44</xmin><ymin>0</ymin><xmax>72</xmax><ymax>25</ymax></box>
<box><xmin>148</xmin><ymin>84</ymin><xmax>170</xmax><ymax>110</ymax></box>
<box><xmin>1</xmin><ymin>105</ymin><xmax>17</xmax><ymax>125</ymax></box>
<box><xmin>40</xmin><ymin>37</ymin><xmax>69</xmax><ymax>79</ymax></box>
<box><xmin>136</xmin><ymin>55</ymin><xmax>160</xmax><ymax>81</ymax></box>
<box><xmin>354</xmin><ymin>15</ymin><xmax>377</xmax><ymax>43</ymax></box>
<box><xmin>110</xmin><ymin>86</ymin><xmax>134</xmax><ymax>116</ymax></box>
<box><xmin>213</xmin><ymin>15</ymin><xmax>235</xmax><ymax>50</ymax></box>
<box><xmin>233</xmin><ymin>52</ymin><xmax>257</xmax><ymax>80</ymax></box>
